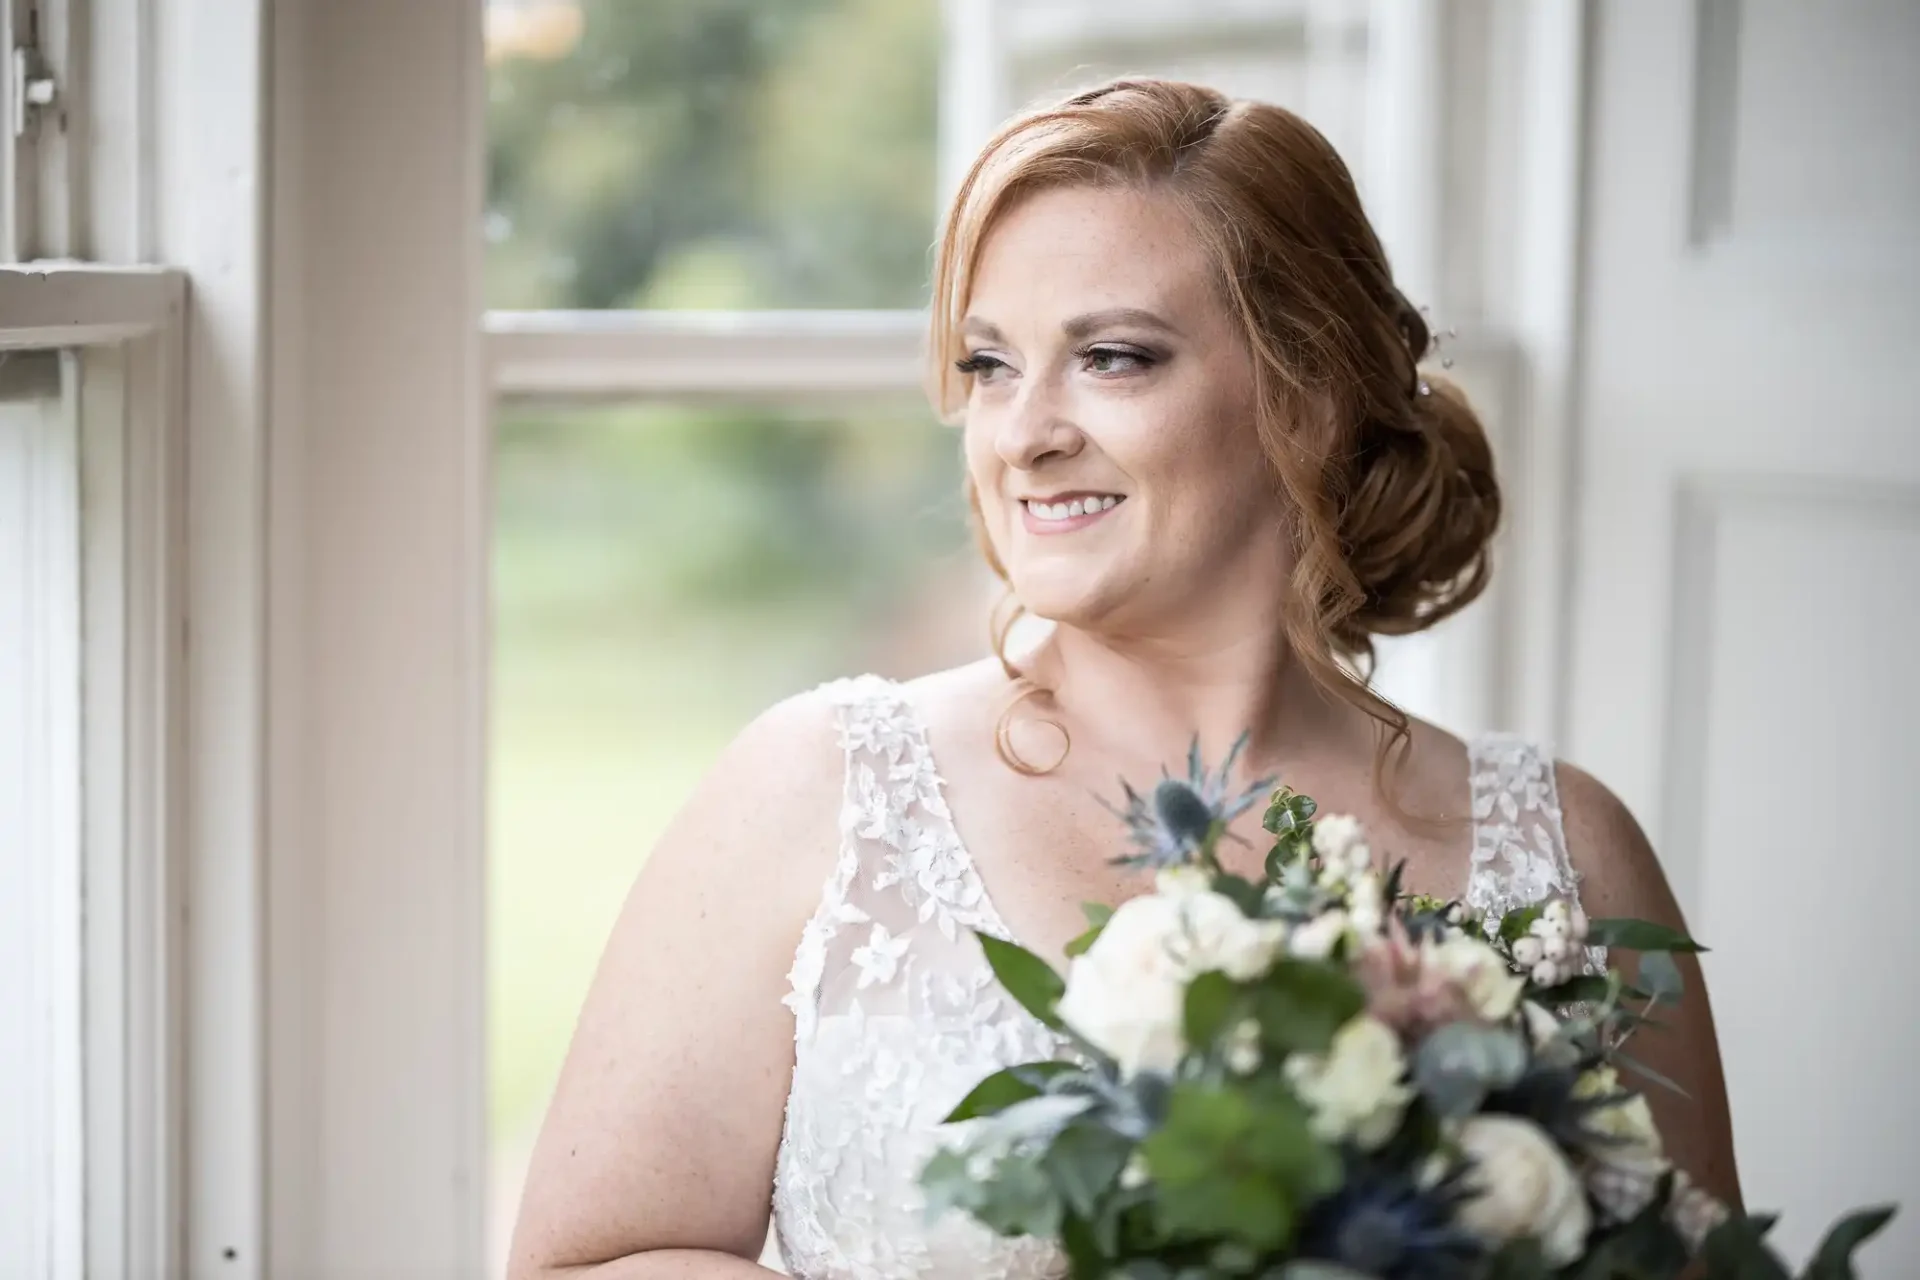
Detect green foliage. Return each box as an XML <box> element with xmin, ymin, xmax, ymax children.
<box><xmin>1499</xmin><ymin>905</ymin><xmax>1545</xmax><ymax>945</ymax></box>
<box><xmin>1067</xmin><ymin>902</ymin><xmax>1115</xmax><ymax>959</ymax></box>
<box><xmin>1250</xmin><ymin>961</ymin><xmax>1367</xmax><ymax>1057</ymax></box>
<box><xmin>1585</xmin><ymin>919</ymin><xmax>1707</xmax><ymax>953</ymax></box>
<box><xmin>1262</xmin><ymin>787</ymin><xmax>1317</xmax><ymax>881</ymax></box>
<box><xmin>1803</xmin><ymin>1206</ymin><xmax>1897</xmax><ymax>1280</ymax></box>
<box><xmin>1637</xmin><ymin>950</ymin><xmax>1685</xmax><ymax>1004</ymax></box>
<box><xmin>1138</xmin><ymin>1083</ymin><xmax>1340</xmax><ymax>1252</ymax></box>
<box><xmin>1412</xmin><ymin>1022</ymin><xmax>1529</xmax><ymax>1118</ymax></box>
<box><xmin>979</xmin><ymin>934</ymin><xmax>1068</xmax><ymax>1030</ymax></box>
<box><xmin>1184</xmin><ymin>971</ymin><xmax>1242</xmax><ymax>1050</ymax></box>
<box><xmin>486</xmin><ymin>0</ymin><xmax>938</xmax><ymax>310</ymax></box>
<box><xmin>944</xmin><ymin>1062</ymin><xmax>1081</xmax><ymax>1123</ymax></box>
<box><xmin>1044</xmin><ymin>1122</ymin><xmax>1137</xmax><ymax>1217</ymax></box>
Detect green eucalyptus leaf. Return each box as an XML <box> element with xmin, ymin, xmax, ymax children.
<box><xmin>942</xmin><ymin>1062</ymin><xmax>1081</xmax><ymax>1122</ymax></box>
<box><xmin>1413</xmin><ymin>1022</ymin><xmax>1529</xmax><ymax>1119</ymax></box>
<box><xmin>1614</xmin><ymin>1048</ymin><xmax>1693</xmax><ymax>1099</ymax></box>
<box><xmin>1803</xmin><ymin>1205</ymin><xmax>1897</xmax><ymax>1280</ymax></box>
<box><xmin>1637</xmin><ymin>950</ymin><xmax>1686</xmax><ymax>1004</ymax></box>
<box><xmin>1042</xmin><ymin>1122</ymin><xmax>1135</xmax><ymax>1218</ymax></box>
<box><xmin>1082</xmin><ymin>902</ymin><xmax>1115</xmax><ymax>928</ymax></box>
<box><xmin>979</xmin><ymin>933</ymin><xmax>1067</xmax><ymax>1030</ymax></box>
<box><xmin>1586</xmin><ymin>917</ymin><xmax>1708</xmax><ymax>953</ymax></box>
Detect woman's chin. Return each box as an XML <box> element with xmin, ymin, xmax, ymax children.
<box><xmin>1006</xmin><ymin>567</ymin><xmax>1124</xmax><ymax>632</ymax></box>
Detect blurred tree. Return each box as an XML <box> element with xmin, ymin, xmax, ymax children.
<box><xmin>488</xmin><ymin>0</ymin><xmax>957</xmax><ymax>616</ymax></box>
<box><xmin>485</xmin><ymin>0</ymin><xmax>939</xmax><ymax>311</ymax></box>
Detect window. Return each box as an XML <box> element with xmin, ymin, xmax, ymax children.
<box><xmin>0</xmin><ymin>349</ymin><xmax>83</xmax><ymax>1276</ymax></box>
<box><xmin>482</xmin><ymin>2</ymin><xmax>1473</xmax><ymax>1271</ymax></box>
<box><xmin>0</xmin><ymin>268</ymin><xmax>189</xmax><ymax>1279</ymax></box>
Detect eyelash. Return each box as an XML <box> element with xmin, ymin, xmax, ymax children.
<box><xmin>954</xmin><ymin>345</ymin><xmax>1158</xmax><ymax>379</ymax></box>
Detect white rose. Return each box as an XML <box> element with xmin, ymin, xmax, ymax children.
<box><xmin>1055</xmin><ymin>895</ymin><xmax>1190</xmax><ymax>1076</ymax></box>
<box><xmin>1455</xmin><ymin>1115</ymin><xmax>1593</xmax><ymax>1265</ymax></box>
<box><xmin>1056</xmin><ymin>889</ymin><xmax>1284</xmax><ymax>1075</ymax></box>
<box><xmin>1574</xmin><ymin>1067</ymin><xmax>1669</xmax><ymax>1221</ymax></box>
<box><xmin>1284</xmin><ymin>1015</ymin><xmax>1411</xmax><ymax>1151</ymax></box>
<box><xmin>1428</xmin><ymin>935</ymin><xmax>1527</xmax><ymax>1021</ymax></box>
<box><xmin>1171</xmin><ymin>891</ymin><xmax>1287</xmax><ymax>982</ymax></box>
<box><xmin>1288</xmin><ymin>909</ymin><xmax>1352</xmax><ymax>961</ymax></box>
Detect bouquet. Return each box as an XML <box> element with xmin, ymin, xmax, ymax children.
<box><xmin>919</xmin><ymin>744</ymin><xmax>1895</xmax><ymax>1279</ymax></box>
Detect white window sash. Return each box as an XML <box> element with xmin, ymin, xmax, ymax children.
<box><xmin>486</xmin><ymin>309</ymin><xmax>930</xmax><ymax>403</ymax></box>
<box><xmin>0</xmin><ymin>347</ymin><xmax>83</xmax><ymax>1280</ymax></box>
<box><xmin>0</xmin><ymin>261</ymin><xmax>189</xmax><ymax>1280</ymax></box>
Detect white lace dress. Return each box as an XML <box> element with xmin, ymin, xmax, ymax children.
<box><xmin>769</xmin><ymin>675</ymin><xmax>1590</xmax><ymax>1280</ymax></box>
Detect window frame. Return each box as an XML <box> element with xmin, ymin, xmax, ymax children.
<box><xmin>0</xmin><ymin>262</ymin><xmax>189</xmax><ymax>1279</ymax></box>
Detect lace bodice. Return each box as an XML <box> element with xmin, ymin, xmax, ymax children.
<box><xmin>770</xmin><ymin>678</ymin><xmax>1590</xmax><ymax>1280</ymax></box>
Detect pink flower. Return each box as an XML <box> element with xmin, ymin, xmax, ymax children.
<box><xmin>1352</xmin><ymin>920</ymin><xmax>1478</xmax><ymax>1042</ymax></box>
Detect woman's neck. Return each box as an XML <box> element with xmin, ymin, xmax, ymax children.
<box><xmin>1025</xmin><ymin>609</ymin><xmax>1371</xmax><ymax>774</ymax></box>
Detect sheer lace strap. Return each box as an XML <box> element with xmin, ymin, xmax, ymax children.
<box><xmin>780</xmin><ymin>676</ymin><xmax>903</xmax><ymax>1044</ymax></box>
<box><xmin>1464</xmin><ymin>733</ymin><xmax>1583</xmax><ymax>921</ymax></box>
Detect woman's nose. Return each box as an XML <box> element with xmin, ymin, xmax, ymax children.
<box><xmin>994</xmin><ymin>378</ymin><xmax>1084</xmax><ymax>472</ymax></box>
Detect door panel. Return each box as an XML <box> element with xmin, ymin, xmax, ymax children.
<box><xmin>1567</xmin><ymin>2</ymin><xmax>1920</xmax><ymax>1269</ymax></box>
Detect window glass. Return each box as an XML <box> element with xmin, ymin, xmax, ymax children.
<box><xmin>484</xmin><ymin>0</ymin><xmax>941</xmax><ymax>310</ymax></box>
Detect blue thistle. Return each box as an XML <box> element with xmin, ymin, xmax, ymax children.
<box><xmin>1296</xmin><ymin>1155</ymin><xmax>1486</xmax><ymax>1280</ymax></box>
<box><xmin>1104</xmin><ymin>734</ymin><xmax>1274</xmax><ymax>869</ymax></box>
<box><xmin>1483</xmin><ymin>1054</ymin><xmax>1637</xmax><ymax>1152</ymax></box>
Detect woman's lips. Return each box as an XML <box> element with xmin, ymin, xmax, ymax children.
<box><xmin>1019</xmin><ymin>493</ymin><xmax>1124</xmax><ymax>536</ymax></box>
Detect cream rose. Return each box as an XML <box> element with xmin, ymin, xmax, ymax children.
<box><xmin>1284</xmin><ymin>1015</ymin><xmax>1411</xmax><ymax>1151</ymax></box>
<box><xmin>1455</xmin><ymin>1115</ymin><xmax>1593</xmax><ymax>1265</ymax></box>
<box><xmin>1056</xmin><ymin>889</ymin><xmax>1284</xmax><ymax>1075</ymax></box>
<box><xmin>1055</xmin><ymin>895</ymin><xmax>1190</xmax><ymax>1075</ymax></box>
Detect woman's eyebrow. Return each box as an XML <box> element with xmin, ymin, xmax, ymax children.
<box><xmin>961</xmin><ymin>308</ymin><xmax>1181</xmax><ymax>345</ymax></box>
<box><xmin>1061</xmin><ymin>308</ymin><xmax>1179</xmax><ymax>340</ymax></box>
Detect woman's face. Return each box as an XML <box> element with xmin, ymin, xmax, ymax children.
<box><xmin>960</xmin><ymin>183</ymin><xmax>1284</xmax><ymax>634</ymax></box>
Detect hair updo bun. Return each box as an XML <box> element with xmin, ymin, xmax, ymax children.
<box><xmin>929</xmin><ymin>76</ymin><xmax>1505</xmax><ymax>784</ymax></box>
<box><xmin>1336</xmin><ymin>373</ymin><xmax>1501</xmax><ymax>651</ymax></box>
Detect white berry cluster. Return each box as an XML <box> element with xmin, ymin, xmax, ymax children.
<box><xmin>1309</xmin><ymin>814</ymin><xmax>1386</xmax><ymax>936</ymax></box>
<box><xmin>1509</xmin><ymin>898</ymin><xmax>1589</xmax><ymax>986</ymax></box>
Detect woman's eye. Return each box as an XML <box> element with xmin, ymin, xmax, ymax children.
<box><xmin>955</xmin><ymin>353</ymin><xmax>1011</xmax><ymax>382</ymax></box>
<box><xmin>1081</xmin><ymin>346</ymin><xmax>1153</xmax><ymax>375</ymax></box>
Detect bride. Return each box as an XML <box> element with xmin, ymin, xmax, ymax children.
<box><xmin>508</xmin><ymin>78</ymin><xmax>1741</xmax><ymax>1279</ymax></box>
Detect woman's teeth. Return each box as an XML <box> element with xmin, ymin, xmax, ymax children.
<box><xmin>1024</xmin><ymin>495</ymin><xmax>1121</xmax><ymax>522</ymax></box>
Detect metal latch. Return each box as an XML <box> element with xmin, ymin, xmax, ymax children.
<box><xmin>11</xmin><ymin>27</ymin><xmax>57</xmax><ymax>139</ymax></box>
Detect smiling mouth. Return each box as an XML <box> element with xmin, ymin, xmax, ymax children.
<box><xmin>1022</xmin><ymin>494</ymin><xmax>1123</xmax><ymax>523</ymax></box>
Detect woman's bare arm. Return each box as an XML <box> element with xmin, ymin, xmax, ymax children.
<box><xmin>507</xmin><ymin>692</ymin><xmax>844</xmax><ymax>1278</ymax></box>
<box><xmin>1557</xmin><ymin>763</ymin><xmax>1744</xmax><ymax>1213</ymax></box>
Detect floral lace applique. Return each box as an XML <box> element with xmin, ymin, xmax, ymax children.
<box><xmin>772</xmin><ymin>676</ymin><xmax>1068</xmax><ymax>1280</ymax></box>
<box><xmin>1465</xmin><ymin>732</ymin><xmax>1605</xmax><ymax>973</ymax></box>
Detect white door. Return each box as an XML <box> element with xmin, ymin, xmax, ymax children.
<box><xmin>1565</xmin><ymin>1</ymin><xmax>1920</xmax><ymax>1269</ymax></box>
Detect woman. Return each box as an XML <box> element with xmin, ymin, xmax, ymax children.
<box><xmin>508</xmin><ymin>78</ymin><xmax>1740</xmax><ymax>1279</ymax></box>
